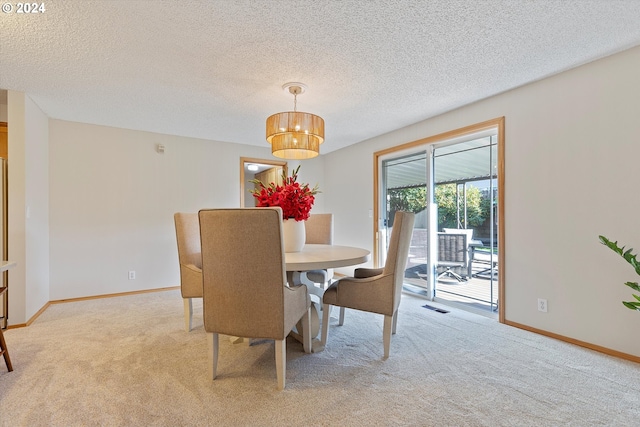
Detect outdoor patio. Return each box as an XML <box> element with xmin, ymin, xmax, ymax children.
<box><xmin>404</xmin><ymin>258</ymin><xmax>499</xmax><ymax>313</ymax></box>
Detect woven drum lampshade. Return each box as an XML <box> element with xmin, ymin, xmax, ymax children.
<box><xmin>266</xmin><ymin>83</ymin><xmax>324</xmax><ymax>160</ymax></box>
<box><xmin>266</xmin><ymin>111</ymin><xmax>324</xmax><ymax>160</ymax></box>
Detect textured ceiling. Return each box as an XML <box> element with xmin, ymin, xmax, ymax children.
<box><xmin>1</xmin><ymin>1</ymin><xmax>640</xmax><ymax>154</ymax></box>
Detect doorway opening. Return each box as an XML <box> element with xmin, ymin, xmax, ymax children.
<box><xmin>239</xmin><ymin>157</ymin><xmax>287</xmax><ymax>207</ymax></box>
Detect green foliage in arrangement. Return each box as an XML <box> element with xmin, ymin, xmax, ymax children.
<box><xmin>599</xmin><ymin>235</ymin><xmax>640</xmax><ymax>312</ymax></box>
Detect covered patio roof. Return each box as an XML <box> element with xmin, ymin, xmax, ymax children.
<box><xmin>385</xmin><ymin>136</ymin><xmax>497</xmax><ymax>189</ymax></box>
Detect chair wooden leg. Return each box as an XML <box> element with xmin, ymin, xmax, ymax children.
<box><xmin>339</xmin><ymin>307</ymin><xmax>345</xmax><ymax>326</ymax></box>
<box><xmin>321</xmin><ymin>304</ymin><xmax>331</xmax><ymax>346</ymax></box>
<box><xmin>0</xmin><ymin>327</ymin><xmax>12</xmax><ymax>372</ymax></box>
<box><xmin>184</xmin><ymin>298</ymin><xmax>193</xmax><ymax>332</ymax></box>
<box><xmin>275</xmin><ymin>339</ymin><xmax>286</xmax><ymax>390</ymax></box>
<box><xmin>229</xmin><ymin>335</ymin><xmax>244</xmax><ymax>344</ymax></box>
<box><xmin>208</xmin><ymin>332</ymin><xmax>219</xmax><ymax>380</ymax></box>
<box><xmin>383</xmin><ymin>315</ymin><xmax>393</xmax><ymax>360</ymax></box>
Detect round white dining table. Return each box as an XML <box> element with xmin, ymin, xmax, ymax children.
<box><xmin>284</xmin><ymin>244</ymin><xmax>370</xmax><ymax>351</ymax></box>
<box><xmin>285</xmin><ymin>244</ymin><xmax>371</xmax><ymax>272</ymax></box>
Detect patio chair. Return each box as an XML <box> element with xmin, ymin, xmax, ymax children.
<box><xmin>436</xmin><ymin>232</ymin><xmax>469</xmax><ymax>282</ymax></box>
<box><xmin>473</xmin><ymin>249</ymin><xmax>499</xmax><ymax>279</ymax></box>
<box><xmin>444</xmin><ymin>228</ymin><xmax>477</xmax><ymax>276</ymax></box>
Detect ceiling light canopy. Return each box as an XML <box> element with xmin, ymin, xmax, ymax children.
<box><xmin>266</xmin><ymin>82</ymin><xmax>324</xmax><ymax>160</ymax></box>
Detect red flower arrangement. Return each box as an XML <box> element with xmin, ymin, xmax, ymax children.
<box><xmin>249</xmin><ymin>165</ymin><xmax>320</xmax><ymax>221</ymax></box>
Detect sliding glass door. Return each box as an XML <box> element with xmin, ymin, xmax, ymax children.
<box><xmin>375</xmin><ymin>119</ymin><xmax>503</xmax><ymax>317</ymax></box>
<box><xmin>432</xmin><ymin>136</ymin><xmax>499</xmax><ymax>312</ymax></box>
<box><xmin>379</xmin><ymin>151</ymin><xmax>433</xmax><ymax>297</ymax></box>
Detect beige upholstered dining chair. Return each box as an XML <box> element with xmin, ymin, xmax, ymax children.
<box><xmin>174</xmin><ymin>213</ymin><xmax>203</xmax><ymax>332</ymax></box>
<box><xmin>199</xmin><ymin>207</ymin><xmax>311</xmax><ymax>390</ymax></box>
<box><xmin>304</xmin><ymin>213</ymin><xmax>334</xmax><ymax>289</ymax></box>
<box><xmin>321</xmin><ymin>211</ymin><xmax>415</xmax><ymax>359</ymax></box>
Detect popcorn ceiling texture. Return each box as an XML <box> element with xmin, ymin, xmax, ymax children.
<box><xmin>1</xmin><ymin>0</ymin><xmax>640</xmax><ymax>153</ymax></box>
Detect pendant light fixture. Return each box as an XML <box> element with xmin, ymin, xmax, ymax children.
<box><xmin>266</xmin><ymin>82</ymin><xmax>324</xmax><ymax>159</ymax></box>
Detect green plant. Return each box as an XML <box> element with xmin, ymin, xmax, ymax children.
<box><xmin>599</xmin><ymin>235</ymin><xmax>640</xmax><ymax>311</ymax></box>
<box><xmin>388</xmin><ymin>186</ymin><xmax>427</xmax><ymax>214</ymax></box>
<box><xmin>435</xmin><ymin>184</ymin><xmax>487</xmax><ymax>229</ymax></box>
<box><xmin>387</xmin><ymin>184</ymin><xmax>491</xmax><ymax>228</ymax></box>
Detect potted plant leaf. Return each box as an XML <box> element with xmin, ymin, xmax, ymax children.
<box><xmin>599</xmin><ymin>235</ymin><xmax>640</xmax><ymax>311</ymax></box>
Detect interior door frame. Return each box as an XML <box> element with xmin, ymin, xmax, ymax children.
<box><xmin>0</xmin><ymin>122</ymin><xmax>6</xmax><ymax>328</ymax></box>
<box><xmin>239</xmin><ymin>157</ymin><xmax>287</xmax><ymax>207</ymax></box>
<box><xmin>373</xmin><ymin>117</ymin><xmax>505</xmax><ymax>322</ymax></box>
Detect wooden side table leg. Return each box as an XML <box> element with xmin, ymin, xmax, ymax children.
<box><xmin>0</xmin><ymin>327</ymin><xmax>12</xmax><ymax>372</ymax></box>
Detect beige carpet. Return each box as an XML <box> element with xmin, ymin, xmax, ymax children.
<box><xmin>1</xmin><ymin>289</ymin><xmax>639</xmax><ymax>426</ymax></box>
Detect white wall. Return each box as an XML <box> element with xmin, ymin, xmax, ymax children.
<box><xmin>48</xmin><ymin>120</ymin><xmax>324</xmax><ymax>301</ymax></box>
<box><xmin>323</xmin><ymin>46</ymin><xmax>640</xmax><ymax>357</ymax></box>
<box><xmin>7</xmin><ymin>91</ymin><xmax>50</xmax><ymax>324</ymax></box>
<box><xmin>25</xmin><ymin>95</ymin><xmax>50</xmax><ymax>318</ymax></box>
<box><xmin>285</xmin><ymin>159</ymin><xmax>326</xmax><ymax>214</ymax></box>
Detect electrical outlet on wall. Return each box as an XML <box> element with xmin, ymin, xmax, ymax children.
<box><xmin>128</xmin><ymin>271</ymin><xmax>136</xmax><ymax>280</ymax></box>
<box><xmin>538</xmin><ymin>298</ymin><xmax>547</xmax><ymax>312</ymax></box>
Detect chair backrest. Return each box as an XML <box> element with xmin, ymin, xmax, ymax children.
<box><xmin>383</xmin><ymin>211</ymin><xmax>416</xmax><ymax>309</ymax></box>
<box><xmin>443</xmin><ymin>228</ymin><xmax>474</xmax><ymax>243</ymax></box>
<box><xmin>437</xmin><ymin>233</ymin><xmax>468</xmax><ymax>264</ymax></box>
<box><xmin>198</xmin><ymin>207</ymin><xmax>289</xmax><ymax>340</ymax></box>
<box><xmin>305</xmin><ymin>213</ymin><xmax>333</xmax><ymax>245</ymax></box>
<box><xmin>174</xmin><ymin>213</ymin><xmax>201</xmax><ymax>268</ymax></box>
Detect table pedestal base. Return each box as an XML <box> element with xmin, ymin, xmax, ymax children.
<box><xmin>291</xmin><ymin>302</ymin><xmax>320</xmax><ymax>342</ymax></box>
<box><xmin>287</xmin><ymin>271</ymin><xmax>328</xmax><ymax>352</ymax></box>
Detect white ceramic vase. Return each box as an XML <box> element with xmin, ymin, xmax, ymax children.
<box><xmin>282</xmin><ymin>219</ymin><xmax>305</xmax><ymax>252</ymax></box>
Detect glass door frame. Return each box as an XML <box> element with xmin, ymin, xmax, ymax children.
<box><xmin>373</xmin><ymin>117</ymin><xmax>505</xmax><ymax>322</ymax></box>
<box><xmin>377</xmin><ymin>147</ymin><xmax>436</xmax><ymax>300</ymax></box>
